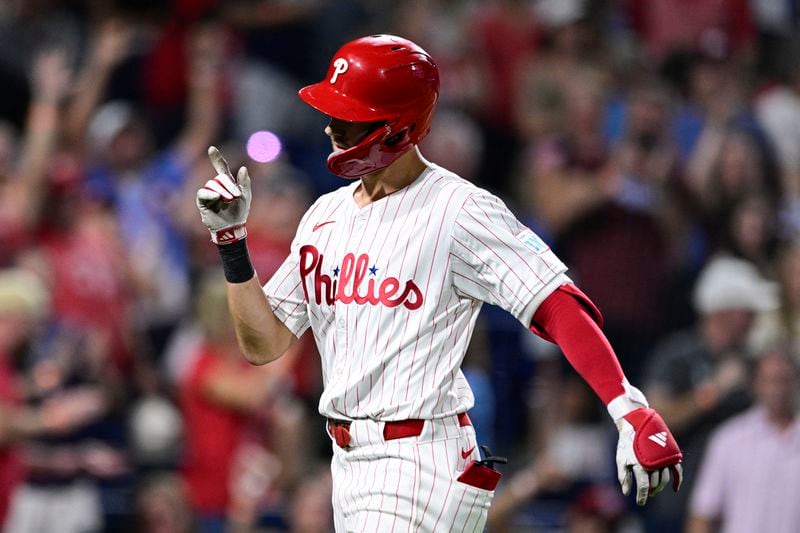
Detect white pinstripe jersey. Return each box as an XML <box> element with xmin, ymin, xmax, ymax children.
<box><xmin>263</xmin><ymin>163</ymin><xmax>570</xmax><ymax>421</ymax></box>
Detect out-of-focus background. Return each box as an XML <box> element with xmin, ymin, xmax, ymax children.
<box><xmin>0</xmin><ymin>0</ymin><xmax>798</xmax><ymax>532</ymax></box>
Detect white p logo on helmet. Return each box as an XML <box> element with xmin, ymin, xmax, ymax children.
<box><xmin>330</xmin><ymin>58</ymin><xmax>349</xmax><ymax>84</ymax></box>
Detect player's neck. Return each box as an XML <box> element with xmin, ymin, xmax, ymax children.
<box><xmin>353</xmin><ymin>148</ymin><xmax>428</xmax><ymax>207</ymax></box>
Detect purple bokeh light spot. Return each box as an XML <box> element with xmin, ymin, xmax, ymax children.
<box><xmin>246</xmin><ymin>131</ymin><xmax>282</xmax><ymax>163</ymax></box>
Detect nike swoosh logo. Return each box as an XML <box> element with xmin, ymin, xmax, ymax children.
<box><xmin>313</xmin><ymin>221</ymin><xmax>336</xmax><ymax>232</ymax></box>
<box><xmin>461</xmin><ymin>446</ymin><xmax>475</xmax><ymax>459</ymax></box>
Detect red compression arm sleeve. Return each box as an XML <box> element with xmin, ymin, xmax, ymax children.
<box><xmin>531</xmin><ymin>285</ymin><xmax>626</xmax><ymax>405</ymax></box>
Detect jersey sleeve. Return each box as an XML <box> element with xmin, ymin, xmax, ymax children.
<box><xmin>450</xmin><ymin>192</ymin><xmax>570</xmax><ymax>326</ymax></box>
<box><xmin>261</xmin><ymin>206</ymin><xmax>316</xmax><ymax>338</ymax></box>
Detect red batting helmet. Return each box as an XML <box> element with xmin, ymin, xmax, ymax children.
<box><xmin>298</xmin><ymin>34</ymin><xmax>440</xmax><ymax>178</ymax></box>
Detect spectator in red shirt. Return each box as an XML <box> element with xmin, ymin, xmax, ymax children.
<box><xmin>179</xmin><ymin>274</ymin><xmax>304</xmax><ymax>533</ymax></box>
<box><xmin>37</xmin><ymin>195</ymin><xmax>136</xmax><ymax>374</ymax></box>
<box><xmin>468</xmin><ymin>0</ymin><xmax>542</xmax><ymax>195</ymax></box>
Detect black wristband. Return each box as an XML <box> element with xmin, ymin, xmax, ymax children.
<box><xmin>218</xmin><ymin>239</ymin><xmax>255</xmax><ymax>283</ymax></box>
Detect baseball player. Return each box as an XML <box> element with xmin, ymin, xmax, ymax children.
<box><xmin>196</xmin><ymin>35</ymin><xmax>683</xmax><ymax>532</ymax></box>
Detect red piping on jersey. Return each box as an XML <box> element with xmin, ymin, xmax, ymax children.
<box><xmin>530</xmin><ymin>284</ymin><xmax>626</xmax><ymax>405</ymax></box>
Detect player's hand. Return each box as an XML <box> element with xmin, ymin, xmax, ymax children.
<box><xmin>197</xmin><ymin>146</ymin><xmax>252</xmax><ymax>245</ymax></box>
<box><xmin>615</xmin><ymin>407</ymin><xmax>683</xmax><ymax>506</ymax></box>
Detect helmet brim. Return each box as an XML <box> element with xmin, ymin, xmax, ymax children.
<box><xmin>298</xmin><ymin>83</ymin><xmax>394</xmax><ymax>123</ymax></box>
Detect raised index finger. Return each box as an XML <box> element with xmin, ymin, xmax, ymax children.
<box><xmin>208</xmin><ymin>146</ymin><xmax>233</xmax><ymax>179</ymax></box>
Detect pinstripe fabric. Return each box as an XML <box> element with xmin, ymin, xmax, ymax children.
<box><xmin>262</xmin><ymin>163</ymin><xmax>570</xmax><ymax>530</ymax></box>
<box><xmin>263</xmin><ymin>163</ymin><xmax>569</xmax><ymax>421</ymax></box>
<box><xmin>329</xmin><ymin>416</ymin><xmax>492</xmax><ymax>533</ymax></box>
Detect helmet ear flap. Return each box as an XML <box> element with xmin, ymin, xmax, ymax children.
<box><xmin>381</xmin><ymin>122</ymin><xmax>416</xmax><ymax>152</ymax></box>
<box><xmin>326</xmin><ymin>120</ymin><xmax>415</xmax><ymax>177</ymax></box>
<box><xmin>383</xmin><ymin>125</ymin><xmax>412</xmax><ymax>147</ymax></box>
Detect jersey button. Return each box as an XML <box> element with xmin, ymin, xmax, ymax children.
<box><xmin>338</xmin><ymin>318</ymin><xmax>345</xmax><ymax>327</ymax></box>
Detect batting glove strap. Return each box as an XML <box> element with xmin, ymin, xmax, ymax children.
<box><xmin>210</xmin><ymin>223</ymin><xmax>247</xmax><ymax>245</ymax></box>
<box><xmin>607</xmin><ymin>379</ymin><xmax>649</xmax><ymax>421</ymax></box>
<box><xmin>621</xmin><ymin>408</ymin><xmax>682</xmax><ymax>471</ymax></box>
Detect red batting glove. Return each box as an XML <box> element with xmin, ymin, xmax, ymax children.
<box><xmin>615</xmin><ymin>407</ymin><xmax>683</xmax><ymax>506</ymax></box>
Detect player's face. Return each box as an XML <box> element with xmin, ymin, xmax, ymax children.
<box><xmin>325</xmin><ymin>118</ymin><xmax>383</xmax><ymax>152</ymax></box>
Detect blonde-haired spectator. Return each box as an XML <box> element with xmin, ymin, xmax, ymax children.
<box><xmin>1</xmin><ymin>267</ymin><xmax>124</xmax><ymax>533</ymax></box>
<box><xmin>0</xmin><ymin>268</ymin><xmax>49</xmax><ymax>526</ymax></box>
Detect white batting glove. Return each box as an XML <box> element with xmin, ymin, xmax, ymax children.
<box><xmin>196</xmin><ymin>146</ymin><xmax>252</xmax><ymax>245</ymax></box>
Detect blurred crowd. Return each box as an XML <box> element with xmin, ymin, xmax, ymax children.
<box><xmin>0</xmin><ymin>0</ymin><xmax>799</xmax><ymax>532</ymax></box>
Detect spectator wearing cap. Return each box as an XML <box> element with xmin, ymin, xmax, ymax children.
<box><xmin>687</xmin><ymin>350</ymin><xmax>800</xmax><ymax>533</ymax></box>
<box><xmin>642</xmin><ymin>255</ymin><xmax>778</xmax><ymax>532</ymax></box>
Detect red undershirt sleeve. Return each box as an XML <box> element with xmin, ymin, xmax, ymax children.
<box><xmin>531</xmin><ymin>284</ymin><xmax>627</xmax><ymax>405</ymax></box>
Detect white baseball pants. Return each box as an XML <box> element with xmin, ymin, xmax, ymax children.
<box><xmin>329</xmin><ymin>415</ymin><xmax>494</xmax><ymax>532</ymax></box>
